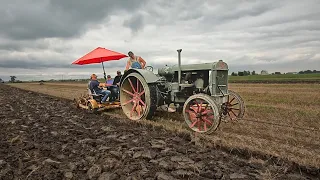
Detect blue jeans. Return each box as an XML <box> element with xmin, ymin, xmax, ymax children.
<box><xmin>96</xmin><ymin>89</ymin><xmax>111</xmax><ymax>102</ymax></box>
<box><xmin>108</xmin><ymin>86</ymin><xmax>119</xmax><ymax>102</ymax></box>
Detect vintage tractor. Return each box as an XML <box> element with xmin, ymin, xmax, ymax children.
<box><xmin>119</xmin><ymin>49</ymin><xmax>245</xmax><ymax>134</ymax></box>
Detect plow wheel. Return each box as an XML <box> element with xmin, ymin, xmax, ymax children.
<box><xmin>183</xmin><ymin>94</ymin><xmax>221</xmax><ymax>134</ymax></box>
<box><xmin>88</xmin><ymin>102</ymin><xmax>98</xmax><ymax>114</ymax></box>
<box><xmin>222</xmin><ymin>90</ymin><xmax>245</xmax><ymax>121</ymax></box>
<box><xmin>73</xmin><ymin>98</ymin><xmax>80</xmax><ymax>108</ymax></box>
<box><xmin>120</xmin><ymin>72</ymin><xmax>157</xmax><ymax>121</ymax></box>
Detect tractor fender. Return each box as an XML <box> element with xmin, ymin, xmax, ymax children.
<box><xmin>88</xmin><ymin>99</ymin><xmax>99</xmax><ymax>109</ymax></box>
<box><xmin>120</xmin><ymin>69</ymin><xmax>160</xmax><ymax>85</ymax></box>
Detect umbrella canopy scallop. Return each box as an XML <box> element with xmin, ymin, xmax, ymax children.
<box><xmin>72</xmin><ymin>47</ymin><xmax>128</xmax><ymax>65</ymax></box>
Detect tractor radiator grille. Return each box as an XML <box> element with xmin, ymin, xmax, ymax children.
<box><xmin>215</xmin><ymin>70</ymin><xmax>228</xmax><ymax>95</ymax></box>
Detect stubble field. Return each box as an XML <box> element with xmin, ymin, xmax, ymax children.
<box><xmin>7</xmin><ymin>82</ymin><xmax>320</xmax><ymax>173</ymax></box>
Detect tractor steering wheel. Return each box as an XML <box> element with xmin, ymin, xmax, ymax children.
<box><xmin>144</xmin><ymin>66</ymin><xmax>153</xmax><ymax>72</ymax></box>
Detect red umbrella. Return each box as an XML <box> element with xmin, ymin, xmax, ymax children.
<box><xmin>72</xmin><ymin>47</ymin><xmax>128</xmax><ymax>79</ymax></box>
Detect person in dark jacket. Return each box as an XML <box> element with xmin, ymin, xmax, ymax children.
<box><xmin>113</xmin><ymin>70</ymin><xmax>122</xmax><ymax>86</ymax></box>
<box><xmin>111</xmin><ymin>70</ymin><xmax>122</xmax><ymax>100</ymax></box>
<box><xmin>89</xmin><ymin>74</ymin><xmax>111</xmax><ymax>103</ymax></box>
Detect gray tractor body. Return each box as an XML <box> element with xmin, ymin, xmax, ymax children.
<box><xmin>119</xmin><ymin>49</ymin><xmax>245</xmax><ymax>134</ymax></box>
<box><xmin>157</xmin><ymin>59</ymin><xmax>229</xmax><ymax>105</ymax></box>
<box><xmin>121</xmin><ymin>50</ymin><xmax>229</xmax><ymax>107</ymax></box>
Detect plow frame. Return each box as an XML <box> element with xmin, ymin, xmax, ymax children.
<box><xmin>74</xmin><ymin>90</ymin><xmax>121</xmax><ymax>114</ymax></box>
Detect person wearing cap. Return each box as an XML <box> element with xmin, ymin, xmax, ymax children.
<box><xmin>113</xmin><ymin>70</ymin><xmax>122</xmax><ymax>87</ymax></box>
<box><xmin>112</xmin><ymin>70</ymin><xmax>122</xmax><ymax>100</ymax></box>
<box><xmin>125</xmin><ymin>51</ymin><xmax>146</xmax><ymax>70</ymax></box>
<box><xmin>106</xmin><ymin>75</ymin><xmax>114</xmax><ymax>86</ymax></box>
<box><xmin>89</xmin><ymin>74</ymin><xmax>111</xmax><ymax>104</ymax></box>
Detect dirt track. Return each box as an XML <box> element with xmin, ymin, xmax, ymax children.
<box><xmin>0</xmin><ymin>84</ymin><xmax>318</xmax><ymax>180</ymax></box>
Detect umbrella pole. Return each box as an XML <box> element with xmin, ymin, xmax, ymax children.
<box><xmin>101</xmin><ymin>61</ymin><xmax>106</xmax><ymax>80</ymax></box>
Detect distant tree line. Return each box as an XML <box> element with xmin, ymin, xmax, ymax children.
<box><xmin>6</xmin><ymin>76</ymin><xmax>22</xmax><ymax>83</ymax></box>
<box><xmin>298</xmin><ymin>70</ymin><xmax>320</xmax><ymax>74</ymax></box>
<box><xmin>231</xmin><ymin>71</ymin><xmax>256</xmax><ymax>76</ymax></box>
<box><xmin>231</xmin><ymin>69</ymin><xmax>319</xmax><ymax>76</ymax></box>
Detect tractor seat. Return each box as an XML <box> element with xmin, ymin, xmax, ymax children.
<box><xmin>87</xmin><ymin>81</ymin><xmax>104</xmax><ymax>97</ymax></box>
<box><xmin>88</xmin><ymin>88</ymin><xmax>103</xmax><ymax>97</ymax></box>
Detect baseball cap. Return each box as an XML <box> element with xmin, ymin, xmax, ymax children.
<box><xmin>90</xmin><ymin>74</ymin><xmax>97</xmax><ymax>79</ymax></box>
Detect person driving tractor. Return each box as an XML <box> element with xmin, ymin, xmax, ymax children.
<box><xmin>125</xmin><ymin>51</ymin><xmax>146</xmax><ymax>70</ymax></box>
<box><xmin>89</xmin><ymin>74</ymin><xmax>111</xmax><ymax>104</ymax></box>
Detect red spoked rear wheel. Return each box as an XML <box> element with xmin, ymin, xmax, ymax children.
<box><xmin>183</xmin><ymin>94</ymin><xmax>221</xmax><ymax>134</ymax></box>
<box><xmin>120</xmin><ymin>72</ymin><xmax>157</xmax><ymax>121</ymax></box>
<box><xmin>222</xmin><ymin>90</ymin><xmax>245</xmax><ymax>121</ymax></box>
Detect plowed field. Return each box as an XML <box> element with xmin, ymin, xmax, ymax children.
<box><xmin>1</xmin><ymin>83</ymin><xmax>319</xmax><ymax>179</ymax></box>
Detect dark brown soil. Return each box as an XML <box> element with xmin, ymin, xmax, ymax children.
<box><xmin>0</xmin><ymin>84</ymin><xmax>318</xmax><ymax>180</ymax></box>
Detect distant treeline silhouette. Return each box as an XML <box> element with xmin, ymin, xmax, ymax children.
<box><xmin>231</xmin><ymin>70</ymin><xmax>319</xmax><ymax>76</ymax></box>
<box><xmin>298</xmin><ymin>70</ymin><xmax>320</xmax><ymax>74</ymax></box>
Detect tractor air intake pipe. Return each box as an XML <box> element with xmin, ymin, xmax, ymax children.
<box><xmin>177</xmin><ymin>49</ymin><xmax>182</xmax><ymax>85</ymax></box>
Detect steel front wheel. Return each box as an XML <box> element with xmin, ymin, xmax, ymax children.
<box><xmin>183</xmin><ymin>94</ymin><xmax>221</xmax><ymax>134</ymax></box>
<box><xmin>120</xmin><ymin>72</ymin><xmax>157</xmax><ymax>121</ymax></box>
<box><xmin>222</xmin><ymin>90</ymin><xmax>245</xmax><ymax>121</ymax></box>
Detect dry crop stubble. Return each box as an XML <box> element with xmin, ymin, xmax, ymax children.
<box><xmin>8</xmin><ymin>82</ymin><xmax>320</xmax><ymax>169</ymax></box>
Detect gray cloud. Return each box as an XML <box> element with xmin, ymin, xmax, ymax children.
<box><xmin>0</xmin><ymin>56</ymin><xmax>126</xmax><ymax>69</ymax></box>
<box><xmin>123</xmin><ymin>13</ymin><xmax>145</xmax><ymax>34</ymax></box>
<box><xmin>0</xmin><ymin>0</ymin><xmax>145</xmax><ymax>72</ymax></box>
<box><xmin>0</xmin><ymin>39</ymin><xmax>50</xmax><ymax>51</ymax></box>
<box><xmin>203</xmin><ymin>1</ymin><xmax>278</xmax><ymax>23</ymax></box>
<box><xmin>0</xmin><ymin>0</ymin><xmax>319</xmax><ymax>81</ymax></box>
<box><xmin>0</xmin><ymin>0</ymin><xmax>145</xmax><ymax>40</ymax></box>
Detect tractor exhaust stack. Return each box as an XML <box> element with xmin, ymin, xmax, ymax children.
<box><xmin>177</xmin><ymin>49</ymin><xmax>182</xmax><ymax>84</ymax></box>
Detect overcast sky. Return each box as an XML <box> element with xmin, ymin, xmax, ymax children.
<box><xmin>0</xmin><ymin>0</ymin><xmax>319</xmax><ymax>81</ymax></box>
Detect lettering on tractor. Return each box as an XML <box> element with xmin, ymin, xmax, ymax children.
<box><xmin>119</xmin><ymin>49</ymin><xmax>245</xmax><ymax>134</ymax></box>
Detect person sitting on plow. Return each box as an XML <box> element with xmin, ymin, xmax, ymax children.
<box><xmin>111</xmin><ymin>70</ymin><xmax>122</xmax><ymax>100</ymax></box>
<box><xmin>105</xmin><ymin>75</ymin><xmax>118</xmax><ymax>102</ymax></box>
<box><xmin>113</xmin><ymin>70</ymin><xmax>122</xmax><ymax>87</ymax></box>
<box><xmin>89</xmin><ymin>74</ymin><xmax>111</xmax><ymax>104</ymax></box>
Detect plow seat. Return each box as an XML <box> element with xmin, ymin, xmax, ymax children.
<box><xmin>88</xmin><ymin>88</ymin><xmax>104</xmax><ymax>103</ymax></box>
<box><xmin>88</xmin><ymin>88</ymin><xmax>103</xmax><ymax>97</ymax></box>
<box><xmin>87</xmin><ymin>88</ymin><xmax>105</xmax><ymax>103</ymax></box>
<box><xmin>87</xmin><ymin>81</ymin><xmax>104</xmax><ymax>100</ymax></box>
